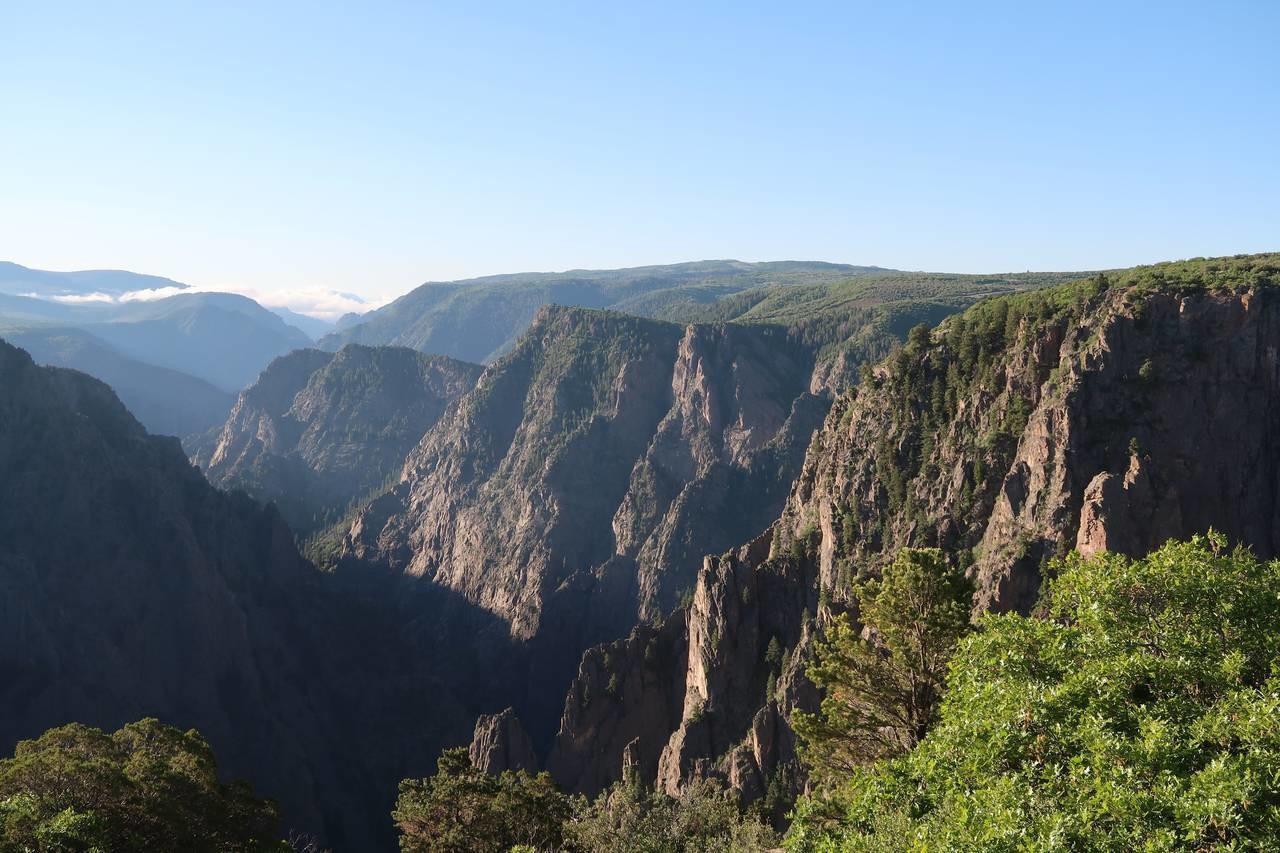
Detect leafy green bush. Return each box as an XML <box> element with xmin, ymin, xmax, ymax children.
<box><xmin>393</xmin><ymin>748</ymin><xmax>571</xmax><ymax>853</ymax></box>
<box><xmin>787</xmin><ymin>534</ymin><xmax>1280</xmax><ymax>851</ymax></box>
<box><xmin>565</xmin><ymin>775</ymin><xmax>776</xmax><ymax>852</ymax></box>
<box><xmin>0</xmin><ymin>719</ymin><xmax>285</xmax><ymax>852</ymax></box>
<box><xmin>394</xmin><ymin>752</ymin><xmax>774</xmax><ymax>852</ymax></box>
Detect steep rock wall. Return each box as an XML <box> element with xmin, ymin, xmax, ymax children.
<box><xmin>548</xmin><ymin>257</ymin><xmax>1280</xmax><ymax>803</ymax></box>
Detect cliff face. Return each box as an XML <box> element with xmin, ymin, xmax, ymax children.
<box><xmin>201</xmin><ymin>344</ymin><xmax>481</xmax><ymax>532</ymax></box>
<box><xmin>785</xmin><ymin>275</ymin><xmax>1280</xmax><ymax>615</ymax></box>
<box><xmin>549</xmin><ymin>256</ymin><xmax>1280</xmax><ymax>802</ymax></box>
<box><xmin>0</xmin><ymin>338</ymin><xmax>478</xmax><ymax>851</ymax></box>
<box><xmin>545</xmin><ymin>612</ymin><xmax>689</xmax><ymax>795</ymax></box>
<box><xmin>343</xmin><ymin>306</ymin><xmax>827</xmax><ymax>737</ymax></box>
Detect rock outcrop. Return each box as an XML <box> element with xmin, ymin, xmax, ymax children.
<box><xmin>201</xmin><ymin>344</ymin><xmax>481</xmax><ymax>532</ymax></box>
<box><xmin>469</xmin><ymin>708</ymin><xmax>539</xmax><ymax>774</ymax></box>
<box><xmin>546</xmin><ymin>613</ymin><xmax>689</xmax><ymax>795</ymax></box>
<box><xmin>549</xmin><ymin>531</ymin><xmax>818</xmax><ymax>798</ymax></box>
<box><xmin>548</xmin><ymin>254</ymin><xmax>1280</xmax><ymax>805</ymax></box>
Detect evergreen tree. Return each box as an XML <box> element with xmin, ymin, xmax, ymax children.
<box><xmin>393</xmin><ymin>748</ymin><xmax>570</xmax><ymax>853</ymax></box>
<box><xmin>793</xmin><ymin>548</ymin><xmax>972</xmax><ymax>783</ymax></box>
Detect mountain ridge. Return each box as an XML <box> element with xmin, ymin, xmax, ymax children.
<box><xmin>339</xmin><ymin>304</ymin><xmax>829</xmax><ymax>742</ymax></box>
<box><xmin>319</xmin><ymin>260</ymin><xmax>893</xmax><ymax>364</ymax></box>
<box><xmin>0</xmin><ymin>326</ymin><xmax>233</xmax><ymax>437</ymax></box>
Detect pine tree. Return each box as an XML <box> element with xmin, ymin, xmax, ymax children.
<box><xmin>793</xmin><ymin>548</ymin><xmax>972</xmax><ymax>783</ymax></box>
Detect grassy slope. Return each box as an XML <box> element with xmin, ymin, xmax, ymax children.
<box><xmin>666</xmin><ymin>270</ymin><xmax>1091</xmax><ymax>390</ymax></box>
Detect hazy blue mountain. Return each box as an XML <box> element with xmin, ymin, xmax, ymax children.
<box><xmin>0</xmin><ymin>263</ymin><xmax>318</xmax><ymax>391</ymax></box>
<box><xmin>0</xmin><ymin>290</ymin><xmax>314</xmax><ymax>392</ymax></box>
<box><xmin>319</xmin><ymin>260</ymin><xmax>890</xmax><ymax>363</ymax></box>
<box><xmin>0</xmin><ymin>326</ymin><xmax>233</xmax><ymax>437</ymax></box>
<box><xmin>71</xmin><ymin>293</ymin><xmax>312</xmax><ymax>391</ymax></box>
<box><xmin>0</xmin><ymin>292</ymin><xmax>80</xmax><ymax>323</ymax></box>
<box><xmin>334</xmin><ymin>310</ymin><xmax>367</xmax><ymax>330</ymax></box>
<box><xmin>0</xmin><ymin>261</ymin><xmax>188</xmax><ymax>297</ymax></box>
<box><xmin>270</xmin><ymin>306</ymin><xmax>334</xmax><ymax>340</ymax></box>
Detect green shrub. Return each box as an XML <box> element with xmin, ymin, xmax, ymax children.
<box><xmin>793</xmin><ymin>549</ymin><xmax>971</xmax><ymax>784</ymax></box>
<box><xmin>0</xmin><ymin>719</ymin><xmax>285</xmax><ymax>852</ymax></box>
<box><xmin>393</xmin><ymin>748</ymin><xmax>571</xmax><ymax>853</ymax></box>
<box><xmin>788</xmin><ymin>534</ymin><xmax>1280</xmax><ymax>851</ymax></box>
<box><xmin>566</xmin><ymin>776</ymin><xmax>776</xmax><ymax>852</ymax></box>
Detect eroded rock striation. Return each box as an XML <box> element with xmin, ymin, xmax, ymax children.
<box><xmin>343</xmin><ymin>306</ymin><xmax>828</xmax><ymax>737</ymax></box>
<box><xmin>469</xmin><ymin>708</ymin><xmax>539</xmax><ymax>774</ymax></box>
<box><xmin>201</xmin><ymin>344</ymin><xmax>481</xmax><ymax>532</ymax></box>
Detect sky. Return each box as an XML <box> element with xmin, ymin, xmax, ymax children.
<box><xmin>2</xmin><ymin>1</ymin><xmax>1278</xmax><ymax>316</ymax></box>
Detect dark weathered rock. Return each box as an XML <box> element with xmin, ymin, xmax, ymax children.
<box><xmin>469</xmin><ymin>708</ymin><xmax>538</xmax><ymax>774</ymax></box>
<box><xmin>546</xmin><ymin>616</ymin><xmax>689</xmax><ymax>796</ymax></box>
<box><xmin>201</xmin><ymin>344</ymin><xmax>480</xmax><ymax>532</ymax></box>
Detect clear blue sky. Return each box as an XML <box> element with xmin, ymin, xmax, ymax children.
<box><xmin>2</xmin><ymin>0</ymin><xmax>1277</xmax><ymax>310</ymax></box>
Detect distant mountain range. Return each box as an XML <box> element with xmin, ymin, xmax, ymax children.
<box><xmin>73</xmin><ymin>291</ymin><xmax>313</xmax><ymax>391</ymax></box>
<box><xmin>0</xmin><ymin>263</ymin><xmax>328</xmax><ymax>436</ymax></box>
<box><xmin>318</xmin><ymin>260</ymin><xmax>892</xmax><ymax>363</ymax></box>
<box><xmin>268</xmin><ymin>306</ymin><xmax>335</xmax><ymax>340</ymax></box>
<box><xmin>0</xmin><ymin>261</ymin><xmax>188</xmax><ymax>298</ymax></box>
<box><xmin>0</xmin><ymin>257</ymin><xmax>1086</xmax><ymax>443</ymax></box>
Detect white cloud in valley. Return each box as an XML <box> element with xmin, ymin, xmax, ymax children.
<box><xmin>46</xmin><ymin>283</ymin><xmax>384</xmax><ymax>321</ymax></box>
<box><xmin>243</xmin><ymin>287</ymin><xmax>383</xmax><ymax>321</ymax></box>
<box><xmin>34</xmin><ymin>291</ymin><xmax>116</xmax><ymax>304</ymax></box>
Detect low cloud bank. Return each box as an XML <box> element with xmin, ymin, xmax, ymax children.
<box><xmin>45</xmin><ymin>284</ymin><xmax>381</xmax><ymax>321</ymax></box>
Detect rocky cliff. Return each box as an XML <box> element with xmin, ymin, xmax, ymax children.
<box><xmin>548</xmin><ymin>254</ymin><xmax>1280</xmax><ymax>802</ymax></box>
<box><xmin>0</xmin><ymin>337</ymin><xmax>485</xmax><ymax>850</ymax></box>
<box><xmin>343</xmin><ymin>306</ymin><xmax>828</xmax><ymax>739</ymax></box>
<box><xmin>201</xmin><ymin>344</ymin><xmax>481</xmax><ymax>532</ymax></box>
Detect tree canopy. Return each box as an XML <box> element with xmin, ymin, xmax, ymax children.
<box><xmin>393</xmin><ymin>747</ymin><xmax>571</xmax><ymax>853</ymax></box>
<box><xmin>0</xmin><ymin>718</ymin><xmax>285</xmax><ymax>852</ymax></box>
<box><xmin>393</xmin><ymin>748</ymin><xmax>775</xmax><ymax>852</ymax></box>
<box><xmin>565</xmin><ymin>775</ymin><xmax>776</xmax><ymax>853</ymax></box>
